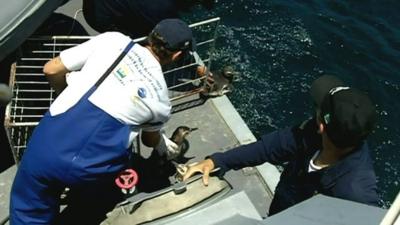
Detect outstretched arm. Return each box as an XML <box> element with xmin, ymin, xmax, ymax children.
<box><xmin>182</xmin><ymin>130</ymin><xmax>294</xmax><ymax>186</ymax></box>
<box><xmin>210</xmin><ymin>119</ymin><xmax>321</xmax><ymax>175</ymax></box>
<box><xmin>183</xmin><ymin>119</ymin><xmax>320</xmax><ymax>186</ymax></box>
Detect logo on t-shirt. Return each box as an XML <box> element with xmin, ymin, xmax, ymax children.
<box><xmin>137</xmin><ymin>87</ymin><xmax>147</xmax><ymax>98</ymax></box>
<box><xmin>116</xmin><ymin>67</ymin><xmax>127</xmax><ymax>79</ymax></box>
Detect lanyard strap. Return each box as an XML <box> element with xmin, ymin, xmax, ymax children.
<box><xmin>94</xmin><ymin>41</ymin><xmax>135</xmax><ymax>88</ymax></box>
<box><xmin>91</xmin><ymin>41</ymin><xmax>164</xmax><ymax>127</ymax></box>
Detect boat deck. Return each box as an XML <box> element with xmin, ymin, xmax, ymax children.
<box><xmin>150</xmin><ymin>94</ymin><xmax>274</xmax><ymax>217</ymax></box>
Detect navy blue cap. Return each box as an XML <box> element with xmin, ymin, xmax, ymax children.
<box><xmin>310</xmin><ymin>75</ymin><xmax>344</xmax><ymax>107</ymax></box>
<box><xmin>152</xmin><ymin>19</ymin><xmax>194</xmax><ymax>52</ymax></box>
<box><xmin>310</xmin><ymin>75</ymin><xmax>377</xmax><ymax>148</ymax></box>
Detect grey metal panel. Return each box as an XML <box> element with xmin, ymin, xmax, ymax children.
<box><xmin>0</xmin><ymin>0</ymin><xmax>39</xmax><ymax>37</ymax></box>
<box><xmin>214</xmin><ymin>214</ymin><xmax>261</xmax><ymax>225</ymax></box>
<box><xmin>255</xmin><ymin>163</ymin><xmax>280</xmax><ymax>194</ymax></box>
<box><xmin>55</xmin><ymin>0</ymin><xmax>99</xmax><ymax>35</ymax></box>
<box><xmin>211</xmin><ymin>96</ymin><xmax>256</xmax><ymax>145</ymax></box>
<box><xmin>164</xmin><ymin>191</ymin><xmax>262</xmax><ymax>225</ymax></box>
<box><xmin>260</xmin><ymin>194</ymin><xmax>387</xmax><ymax>225</ymax></box>
<box><xmin>0</xmin><ymin>165</ymin><xmax>16</xmax><ymax>224</ymax></box>
<box><xmin>211</xmin><ymin>96</ymin><xmax>281</xmax><ymax>194</ymax></box>
<box><xmin>0</xmin><ymin>0</ymin><xmax>65</xmax><ymax>60</ymax></box>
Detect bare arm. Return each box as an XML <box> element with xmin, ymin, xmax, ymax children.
<box><xmin>43</xmin><ymin>56</ymin><xmax>70</xmax><ymax>95</ymax></box>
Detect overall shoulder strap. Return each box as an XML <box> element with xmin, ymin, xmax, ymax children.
<box><xmin>94</xmin><ymin>41</ymin><xmax>135</xmax><ymax>88</ymax></box>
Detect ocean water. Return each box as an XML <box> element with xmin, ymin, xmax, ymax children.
<box><xmin>190</xmin><ymin>0</ymin><xmax>400</xmax><ymax>207</ymax></box>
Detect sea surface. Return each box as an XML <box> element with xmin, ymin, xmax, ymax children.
<box><xmin>189</xmin><ymin>0</ymin><xmax>400</xmax><ymax>207</ymax></box>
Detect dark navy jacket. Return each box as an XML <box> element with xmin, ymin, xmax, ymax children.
<box><xmin>210</xmin><ymin>118</ymin><xmax>379</xmax><ymax>215</ymax></box>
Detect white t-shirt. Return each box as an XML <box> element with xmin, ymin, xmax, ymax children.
<box><xmin>50</xmin><ymin>32</ymin><xmax>171</xmax><ymax>144</ymax></box>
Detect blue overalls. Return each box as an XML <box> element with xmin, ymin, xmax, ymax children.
<box><xmin>10</xmin><ymin>42</ymin><xmax>135</xmax><ymax>224</ymax></box>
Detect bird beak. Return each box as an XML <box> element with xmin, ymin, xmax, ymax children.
<box><xmin>189</xmin><ymin>127</ymin><xmax>199</xmax><ymax>132</ymax></box>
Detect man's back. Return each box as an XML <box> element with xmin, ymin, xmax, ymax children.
<box><xmin>51</xmin><ymin>32</ymin><xmax>171</xmax><ymax>127</ymax></box>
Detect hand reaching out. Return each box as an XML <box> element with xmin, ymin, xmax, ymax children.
<box><xmin>182</xmin><ymin>159</ymin><xmax>215</xmax><ymax>186</ymax></box>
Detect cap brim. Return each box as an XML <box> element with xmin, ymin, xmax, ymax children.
<box><xmin>310</xmin><ymin>75</ymin><xmax>344</xmax><ymax>106</ymax></box>
<box><xmin>179</xmin><ymin>37</ymin><xmax>196</xmax><ymax>60</ymax></box>
<box><xmin>189</xmin><ymin>37</ymin><xmax>196</xmax><ymax>52</ymax></box>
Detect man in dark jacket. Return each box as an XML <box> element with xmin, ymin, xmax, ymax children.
<box><xmin>82</xmin><ymin>0</ymin><xmax>216</xmax><ymax>39</ymax></box>
<box><xmin>183</xmin><ymin>75</ymin><xmax>379</xmax><ymax>215</ymax></box>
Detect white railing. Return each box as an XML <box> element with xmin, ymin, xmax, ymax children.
<box><xmin>381</xmin><ymin>192</ymin><xmax>400</xmax><ymax>225</ymax></box>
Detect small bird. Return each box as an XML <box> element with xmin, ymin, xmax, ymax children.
<box><xmin>169</xmin><ymin>126</ymin><xmax>197</xmax><ymax>164</ymax></box>
<box><xmin>131</xmin><ymin>127</ymin><xmax>197</xmax><ymax>192</ymax></box>
<box><xmin>203</xmin><ymin>66</ymin><xmax>238</xmax><ymax>97</ymax></box>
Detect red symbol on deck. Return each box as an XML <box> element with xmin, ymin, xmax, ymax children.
<box><xmin>115</xmin><ymin>169</ymin><xmax>138</xmax><ymax>189</ymax></box>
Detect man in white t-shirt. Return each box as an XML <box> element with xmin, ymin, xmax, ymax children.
<box><xmin>10</xmin><ymin>19</ymin><xmax>193</xmax><ymax>225</ymax></box>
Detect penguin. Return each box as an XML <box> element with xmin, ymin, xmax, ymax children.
<box><xmin>131</xmin><ymin>126</ymin><xmax>197</xmax><ymax>191</ymax></box>
<box><xmin>203</xmin><ymin>65</ymin><xmax>238</xmax><ymax>97</ymax></box>
<box><xmin>147</xmin><ymin>126</ymin><xmax>197</xmax><ymax>164</ymax></box>
<box><xmin>169</xmin><ymin>126</ymin><xmax>197</xmax><ymax>164</ymax></box>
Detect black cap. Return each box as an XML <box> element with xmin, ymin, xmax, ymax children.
<box><xmin>152</xmin><ymin>19</ymin><xmax>194</xmax><ymax>52</ymax></box>
<box><xmin>310</xmin><ymin>75</ymin><xmax>344</xmax><ymax>106</ymax></box>
<box><xmin>310</xmin><ymin>75</ymin><xmax>377</xmax><ymax>148</ymax></box>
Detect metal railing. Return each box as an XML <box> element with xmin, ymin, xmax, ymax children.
<box><xmin>4</xmin><ymin>17</ymin><xmax>220</xmax><ymax>163</ymax></box>
<box><xmin>380</xmin><ymin>192</ymin><xmax>400</xmax><ymax>225</ymax></box>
